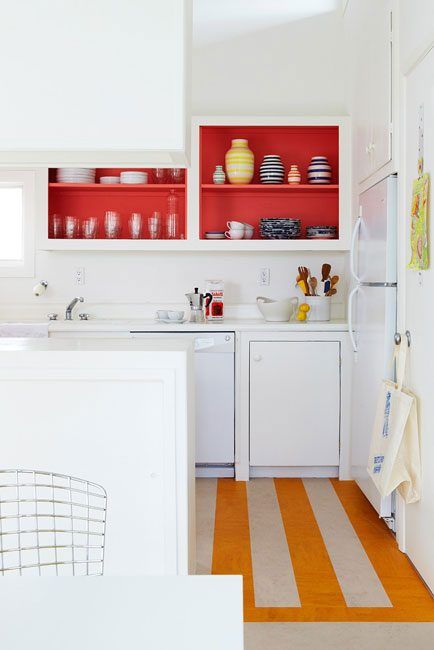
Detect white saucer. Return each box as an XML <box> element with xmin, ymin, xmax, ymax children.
<box><xmin>154</xmin><ymin>318</ymin><xmax>187</xmax><ymax>324</ymax></box>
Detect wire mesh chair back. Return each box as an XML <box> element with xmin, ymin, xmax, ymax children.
<box><xmin>0</xmin><ymin>470</ymin><xmax>107</xmax><ymax>576</ymax></box>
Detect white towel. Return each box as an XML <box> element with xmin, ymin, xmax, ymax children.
<box><xmin>0</xmin><ymin>323</ymin><xmax>49</xmax><ymax>338</ymax></box>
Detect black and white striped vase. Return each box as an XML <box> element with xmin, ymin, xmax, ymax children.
<box><xmin>307</xmin><ymin>156</ymin><xmax>332</xmax><ymax>184</ymax></box>
<box><xmin>259</xmin><ymin>155</ymin><xmax>285</xmax><ymax>184</ymax></box>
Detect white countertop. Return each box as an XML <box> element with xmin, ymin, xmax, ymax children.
<box><xmin>0</xmin><ymin>337</ymin><xmax>194</xmax><ymax>352</ymax></box>
<box><xmin>47</xmin><ymin>318</ymin><xmax>348</xmax><ymax>333</ymax></box>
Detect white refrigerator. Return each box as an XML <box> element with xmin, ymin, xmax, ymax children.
<box><xmin>348</xmin><ymin>175</ymin><xmax>397</xmax><ymax>517</ymax></box>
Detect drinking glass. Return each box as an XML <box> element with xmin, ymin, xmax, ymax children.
<box><xmin>148</xmin><ymin>211</ymin><xmax>161</xmax><ymax>239</ymax></box>
<box><xmin>168</xmin><ymin>168</ymin><xmax>184</xmax><ymax>184</ymax></box>
<box><xmin>104</xmin><ymin>211</ymin><xmax>121</xmax><ymax>239</ymax></box>
<box><xmin>51</xmin><ymin>214</ymin><xmax>64</xmax><ymax>239</ymax></box>
<box><xmin>166</xmin><ymin>213</ymin><xmax>179</xmax><ymax>239</ymax></box>
<box><xmin>65</xmin><ymin>215</ymin><xmax>79</xmax><ymax>239</ymax></box>
<box><xmin>128</xmin><ymin>212</ymin><xmax>142</xmax><ymax>239</ymax></box>
<box><xmin>82</xmin><ymin>216</ymin><xmax>98</xmax><ymax>239</ymax></box>
<box><xmin>153</xmin><ymin>168</ymin><xmax>167</xmax><ymax>184</ymax></box>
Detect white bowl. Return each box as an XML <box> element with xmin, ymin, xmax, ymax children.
<box><xmin>100</xmin><ymin>176</ymin><xmax>120</xmax><ymax>184</ymax></box>
<box><xmin>256</xmin><ymin>296</ymin><xmax>299</xmax><ymax>322</ymax></box>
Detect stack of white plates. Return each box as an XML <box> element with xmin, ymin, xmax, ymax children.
<box><xmin>57</xmin><ymin>168</ymin><xmax>96</xmax><ymax>183</ymax></box>
<box><xmin>120</xmin><ymin>171</ymin><xmax>148</xmax><ymax>184</ymax></box>
<box><xmin>100</xmin><ymin>176</ymin><xmax>120</xmax><ymax>184</ymax></box>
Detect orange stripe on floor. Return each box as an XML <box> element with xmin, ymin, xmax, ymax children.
<box><xmin>275</xmin><ymin>478</ymin><xmax>346</xmax><ymax>609</ymax></box>
<box><xmin>331</xmin><ymin>479</ymin><xmax>434</xmax><ymax>619</ymax></box>
<box><xmin>210</xmin><ymin>478</ymin><xmax>434</xmax><ymax>622</ymax></box>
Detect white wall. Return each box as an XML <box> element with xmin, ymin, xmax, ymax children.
<box><xmin>192</xmin><ymin>11</ymin><xmax>346</xmax><ymax>115</ymax></box>
<box><xmin>1</xmin><ymin>7</ymin><xmax>348</xmax><ymax>318</ymax></box>
<box><xmin>0</xmin><ymin>250</ymin><xmax>348</xmax><ymax>319</ymax></box>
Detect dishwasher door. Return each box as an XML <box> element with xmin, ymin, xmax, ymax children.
<box><xmin>130</xmin><ymin>331</ymin><xmax>235</xmax><ymax>475</ymax></box>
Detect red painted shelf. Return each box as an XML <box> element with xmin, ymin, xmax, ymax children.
<box><xmin>49</xmin><ymin>183</ymin><xmax>185</xmax><ymax>190</ymax></box>
<box><xmin>199</xmin><ymin>125</ymin><xmax>340</xmax><ymax>239</ymax></box>
<box><xmin>201</xmin><ymin>184</ymin><xmax>338</xmax><ymax>191</ymax></box>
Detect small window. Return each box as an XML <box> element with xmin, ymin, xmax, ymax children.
<box><xmin>0</xmin><ymin>171</ymin><xmax>35</xmax><ymax>277</ymax></box>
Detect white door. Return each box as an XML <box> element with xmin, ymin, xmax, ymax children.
<box><xmin>402</xmin><ymin>47</ymin><xmax>434</xmax><ymax>592</ymax></box>
<box><xmin>249</xmin><ymin>342</ymin><xmax>340</xmax><ymax>467</ymax></box>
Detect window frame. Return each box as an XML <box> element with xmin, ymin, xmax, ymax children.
<box><xmin>0</xmin><ymin>170</ymin><xmax>35</xmax><ymax>277</ymax></box>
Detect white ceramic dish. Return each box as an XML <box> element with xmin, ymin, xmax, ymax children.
<box><xmin>256</xmin><ymin>296</ymin><xmax>299</xmax><ymax>322</ymax></box>
<box><xmin>100</xmin><ymin>176</ymin><xmax>120</xmax><ymax>184</ymax></box>
<box><xmin>154</xmin><ymin>318</ymin><xmax>187</xmax><ymax>324</ymax></box>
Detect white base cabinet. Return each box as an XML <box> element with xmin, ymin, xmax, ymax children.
<box><xmin>249</xmin><ymin>341</ymin><xmax>340</xmax><ymax>467</ymax></box>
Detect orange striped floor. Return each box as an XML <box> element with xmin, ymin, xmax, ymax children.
<box><xmin>210</xmin><ymin>478</ymin><xmax>434</xmax><ymax>622</ymax></box>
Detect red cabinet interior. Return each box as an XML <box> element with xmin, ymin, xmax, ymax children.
<box><xmin>199</xmin><ymin>126</ymin><xmax>339</xmax><ymax>240</ymax></box>
<box><xmin>48</xmin><ymin>168</ymin><xmax>187</xmax><ymax>240</ymax></box>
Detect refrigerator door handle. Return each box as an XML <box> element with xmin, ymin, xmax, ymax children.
<box><xmin>350</xmin><ymin>216</ymin><xmax>362</xmax><ymax>283</ymax></box>
<box><xmin>348</xmin><ymin>285</ymin><xmax>360</xmax><ymax>353</ymax></box>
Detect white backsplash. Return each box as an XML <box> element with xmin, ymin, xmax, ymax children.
<box><xmin>0</xmin><ymin>250</ymin><xmax>349</xmax><ymax>321</ymax></box>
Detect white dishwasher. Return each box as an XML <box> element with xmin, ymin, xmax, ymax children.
<box><xmin>130</xmin><ymin>330</ymin><xmax>235</xmax><ymax>477</ymax></box>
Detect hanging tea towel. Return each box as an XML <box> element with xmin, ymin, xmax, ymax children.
<box><xmin>367</xmin><ymin>341</ymin><xmax>421</xmax><ymax>504</ymax></box>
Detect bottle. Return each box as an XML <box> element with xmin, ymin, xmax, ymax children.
<box><xmin>166</xmin><ymin>190</ymin><xmax>179</xmax><ymax>239</ymax></box>
<box><xmin>205</xmin><ymin>280</ymin><xmax>224</xmax><ymax>321</ymax></box>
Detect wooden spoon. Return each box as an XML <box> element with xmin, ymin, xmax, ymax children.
<box><xmin>326</xmin><ymin>287</ymin><xmax>337</xmax><ymax>297</ymax></box>
<box><xmin>321</xmin><ymin>263</ymin><xmax>331</xmax><ymax>282</ymax></box>
<box><xmin>330</xmin><ymin>275</ymin><xmax>340</xmax><ymax>288</ymax></box>
<box><xmin>309</xmin><ymin>276</ymin><xmax>318</xmax><ymax>296</ymax></box>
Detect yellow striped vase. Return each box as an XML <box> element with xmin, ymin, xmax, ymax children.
<box><xmin>225</xmin><ymin>139</ymin><xmax>254</xmax><ymax>184</ymax></box>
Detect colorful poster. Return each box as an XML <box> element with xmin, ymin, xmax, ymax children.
<box><xmin>408</xmin><ymin>171</ymin><xmax>429</xmax><ymax>270</ymax></box>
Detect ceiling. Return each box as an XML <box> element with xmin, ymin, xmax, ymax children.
<box><xmin>193</xmin><ymin>0</ymin><xmax>340</xmax><ymax>47</ymax></box>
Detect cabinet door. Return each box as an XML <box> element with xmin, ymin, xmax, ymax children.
<box><xmin>347</xmin><ymin>0</ymin><xmax>393</xmax><ymax>183</ymax></box>
<box><xmin>249</xmin><ymin>342</ymin><xmax>340</xmax><ymax>466</ymax></box>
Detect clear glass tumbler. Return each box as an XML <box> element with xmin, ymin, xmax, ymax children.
<box><xmin>65</xmin><ymin>215</ymin><xmax>79</xmax><ymax>239</ymax></box>
<box><xmin>166</xmin><ymin>213</ymin><xmax>179</xmax><ymax>239</ymax></box>
<box><xmin>104</xmin><ymin>211</ymin><xmax>121</xmax><ymax>239</ymax></box>
<box><xmin>153</xmin><ymin>168</ymin><xmax>167</xmax><ymax>184</ymax></box>
<box><xmin>168</xmin><ymin>168</ymin><xmax>184</xmax><ymax>184</ymax></box>
<box><xmin>82</xmin><ymin>216</ymin><xmax>98</xmax><ymax>239</ymax></box>
<box><xmin>51</xmin><ymin>214</ymin><xmax>64</xmax><ymax>239</ymax></box>
<box><xmin>128</xmin><ymin>212</ymin><xmax>142</xmax><ymax>239</ymax></box>
<box><xmin>148</xmin><ymin>211</ymin><xmax>161</xmax><ymax>240</ymax></box>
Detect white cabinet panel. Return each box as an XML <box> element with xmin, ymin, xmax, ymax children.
<box><xmin>249</xmin><ymin>341</ymin><xmax>340</xmax><ymax>466</ymax></box>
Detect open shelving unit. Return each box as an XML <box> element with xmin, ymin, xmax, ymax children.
<box><xmin>39</xmin><ymin>117</ymin><xmax>350</xmax><ymax>251</ymax></box>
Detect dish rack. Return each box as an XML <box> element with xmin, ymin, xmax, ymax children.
<box><xmin>0</xmin><ymin>469</ymin><xmax>107</xmax><ymax>576</ymax></box>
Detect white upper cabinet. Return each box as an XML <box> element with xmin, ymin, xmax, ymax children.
<box><xmin>345</xmin><ymin>0</ymin><xmax>395</xmax><ymax>184</ymax></box>
<box><xmin>0</xmin><ymin>1</ymin><xmax>192</xmax><ymax>165</ymax></box>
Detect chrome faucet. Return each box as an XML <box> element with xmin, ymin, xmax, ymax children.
<box><xmin>65</xmin><ymin>297</ymin><xmax>84</xmax><ymax>320</ymax></box>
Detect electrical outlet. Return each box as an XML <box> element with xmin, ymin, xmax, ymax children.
<box><xmin>258</xmin><ymin>267</ymin><xmax>270</xmax><ymax>286</ymax></box>
<box><xmin>74</xmin><ymin>267</ymin><xmax>85</xmax><ymax>286</ymax></box>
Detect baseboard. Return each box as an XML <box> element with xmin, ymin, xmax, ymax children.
<box><xmin>195</xmin><ymin>467</ymin><xmax>235</xmax><ymax>478</ymax></box>
<box><xmin>249</xmin><ymin>466</ymin><xmax>339</xmax><ymax>478</ymax></box>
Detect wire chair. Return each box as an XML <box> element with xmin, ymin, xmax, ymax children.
<box><xmin>0</xmin><ymin>469</ymin><xmax>107</xmax><ymax>576</ymax></box>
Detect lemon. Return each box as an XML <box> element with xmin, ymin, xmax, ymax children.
<box><xmin>296</xmin><ymin>311</ymin><xmax>307</xmax><ymax>321</ymax></box>
<box><xmin>299</xmin><ymin>303</ymin><xmax>310</xmax><ymax>312</ymax></box>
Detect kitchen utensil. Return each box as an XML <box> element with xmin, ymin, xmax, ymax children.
<box><xmin>129</xmin><ymin>212</ymin><xmax>142</xmax><ymax>239</ymax></box>
<box><xmin>326</xmin><ymin>287</ymin><xmax>337</xmax><ymax>297</ymax></box>
<box><xmin>104</xmin><ymin>211</ymin><xmax>121</xmax><ymax>238</ymax></box>
<box><xmin>256</xmin><ymin>296</ymin><xmax>299</xmax><ymax>322</ymax></box>
<box><xmin>65</xmin><ymin>215</ymin><xmax>80</xmax><ymax>239</ymax></box>
<box><xmin>298</xmin><ymin>266</ymin><xmax>311</xmax><ymax>295</ymax></box>
<box><xmin>321</xmin><ymin>263</ymin><xmax>331</xmax><ymax>282</ymax></box>
<box><xmin>148</xmin><ymin>211</ymin><xmax>161</xmax><ymax>239</ymax></box>
<box><xmin>82</xmin><ymin>216</ymin><xmax>98</xmax><ymax>239</ymax></box>
<box><xmin>330</xmin><ymin>274</ymin><xmax>340</xmax><ymax>288</ymax></box>
<box><xmin>324</xmin><ymin>279</ymin><xmax>331</xmax><ymax>294</ymax></box>
<box><xmin>185</xmin><ymin>287</ymin><xmax>213</xmax><ymax>323</ymax></box>
<box><xmin>305</xmin><ymin>295</ymin><xmax>331</xmax><ymax>321</ymax></box>
<box><xmin>309</xmin><ymin>276</ymin><xmax>318</xmax><ymax>296</ymax></box>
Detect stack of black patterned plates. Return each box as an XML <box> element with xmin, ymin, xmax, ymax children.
<box><xmin>260</xmin><ymin>218</ymin><xmax>301</xmax><ymax>239</ymax></box>
<box><xmin>306</xmin><ymin>225</ymin><xmax>338</xmax><ymax>239</ymax></box>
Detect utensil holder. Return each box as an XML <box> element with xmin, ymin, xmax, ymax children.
<box><xmin>305</xmin><ymin>296</ymin><xmax>331</xmax><ymax>321</ymax></box>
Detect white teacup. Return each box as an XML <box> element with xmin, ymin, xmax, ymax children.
<box><xmin>168</xmin><ymin>310</ymin><xmax>184</xmax><ymax>321</ymax></box>
<box><xmin>225</xmin><ymin>229</ymin><xmax>244</xmax><ymax>240</ymax></box>
<box><xmin>244</xmin><ymin>226</ymin><xmax>254</xmax><ymax>239</ymax></box>
<box><xmin>156</xmin><ymin>310</ymin><xmax>168</xmax><ymax>320</ymax></box>
<box><xmin>227</xmin><ymin>220</ymin><xmax>245</xmax><ymax>230</ymax></box>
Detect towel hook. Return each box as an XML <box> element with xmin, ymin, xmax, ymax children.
<box><xmin>394</xmin><ymin>331</ymin><xmax>411</xmax><ymax>347</ymax></box>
